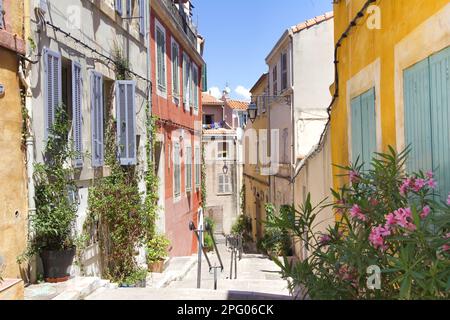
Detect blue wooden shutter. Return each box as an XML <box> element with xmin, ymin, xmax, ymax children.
<box><xmin>44</xmin><ymin>48</ymin><xmax>62</xmax><ymax>138</ymax></box>
<box><xmin>116</xmin><ymin>81</ymin><xmax>136</xmax><ymax>165</ymax></box>
<box><xmin>72</xmin><ymin>62</ymin><xmax>83</xmax><ymax>167</ymax></box>
<box><xmin>404</xmin><ymin>59</ymin><xmax>433</xmax><ymax>174</ymax></box>
<box><xmin>115</xmin><ymin>0</ymin><xmax>123</xmax><ymax>15</ymax></box>
<box><xmin>351</xmin><ymin>95</ymin><xmax>363</xmax><ymax>165</ymax></box>
<box><xmin>361</xmin><ymin>88</ymin><xmax>377</xmax><ymax>168</ymax></box>
<box><xmin>0</xmin><ymin>0</ymin><xmax>4</xmax><ymax>29</ymax></box>
<box><xmin>430</xmin><ymin>46</ymin><xmax>450</xmax><ymax>200</ymax></box>
<box><xmin>139</xmin><ymin>0</ymin><xmax>145</xmax><ymax>35</ymax></box>
<box><xmin>126</xmin><ymin>0</ymin><xmax>132</xmax><ymax>17</ymax></box>
<box><xmin>91</xmin><ymin>72</ymin><xmax>104</xmax><ymax>167</ymax></box>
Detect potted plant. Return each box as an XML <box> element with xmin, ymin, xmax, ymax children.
<box><xmin>146</xmin><ymin>235</ymin><xmax>170</xmax><ymax>273</ymax></box>
<box><xmin>25</xmin><ymin>107</ymin><xmax>79</xmax><ymax>283</ymax></box>
<box><xmin>119</xmin><ymin>268</ymin><xmax>148</xmax><ymax>288</ymax></box>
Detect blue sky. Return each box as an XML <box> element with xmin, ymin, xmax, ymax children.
<box><xmin>194</xmin><ymin>0</ymin><xmax>333</xmax><ymax>101</ymax></box>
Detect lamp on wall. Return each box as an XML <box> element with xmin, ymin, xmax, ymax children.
<box><xmin>222</xmin><ymin>162</ymin><xmax>229</xmax><ymax>175</ymax></box>
<box><xmin>247</xmin><ymin>103</ymin><xmax>258</xmax><ymax>123</ymax></box>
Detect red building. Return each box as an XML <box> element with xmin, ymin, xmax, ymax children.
<box><xmin>150</xmin><ymin>0</ymin><xmax>205</xmax><ymax>256</ymax></box>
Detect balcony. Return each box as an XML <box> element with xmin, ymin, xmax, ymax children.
<box><xmin>160</xmin><ymin>0</ymin><xmax>198</xmax><ymax>48</ymax></box>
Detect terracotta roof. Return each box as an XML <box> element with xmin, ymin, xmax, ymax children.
<box><xmin>291</xmin><ymin>12</ymin><xmax>334</xmax><ymax>34</ymax></box>
<box><xmin>202</xmin><ymin>92</ymin><xmax>223</xmax><ymax>105</ymax></box>
<box><xmin>226</xmin><ymin>99</ymin><xmax>249</xmax><ymax>110</ymax></box>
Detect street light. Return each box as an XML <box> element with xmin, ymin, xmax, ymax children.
<box><xmin>222</xmin><ymin>163</ymin><xmax>229</xmax><ymax>175</ymax></box>
<box><xmin>247</xmin><ymin>103</ymin><xmax>258</xmax><ymax>123</ymax></box>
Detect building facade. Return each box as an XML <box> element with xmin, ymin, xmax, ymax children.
<box><xmin>150</xmin><ymin>0</ymin><xmax>204</xmax><ymax>256</ymax></box>
<box><xmin>202</xmin><ymin>91</ymin><xmax>247</xmax><ymax>235</ymax></box>
<box><xmin>243</xmin><ymin>74</ymin><xmax>270</xmax><ymax>242</ymax></box>
<box><xmin>0</xmin><ymin>0</ymin><xmax>28</xmax><ymax>280</ymax></box>
<box><xmin>330</xmin><ymin>0</ymin><xmax>450</xmax><ymax>202</ymax></box>
<box><xmin>265</xmin><ymin>13</ymin><xmax>334</xmax><ymax>210</ymax></box>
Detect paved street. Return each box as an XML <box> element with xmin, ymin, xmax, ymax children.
<box><xmin>85</xmin><ymin>235</ymin><xmax>292</xmax><ymax>300</ymax></box>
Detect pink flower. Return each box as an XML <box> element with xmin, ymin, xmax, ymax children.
<box><xmin>427</xmin><ymin>178</ymin><xmax>438</xmax><ymax>190</ymax></box>
<box><xmin>349</xmin><ymin>170</ymin><xmax>360</xmax><ymax>184</ymax></box>
<box><xmin>350</xmin><ymin>204</ymin><xmax>367</xmax><ymax>222</ymax></box>
<box><xmin>426</xmin><ymin>171</ymin><xmax>434</xmax><ymax>179</ymax></box>
<box><xmin>369</xmin><ymin>225</ymin><xmax>390</xmax><ymax>251</ymax></box>
<box><xmin>413</xmin><ymin>179</ymin><xmax>426</xmax><ymax>192</ymax></box>
<box><xmin>447</xmin><ymin>193</ymin><xmax>450</xmax><ymax>206</ymax></box>
<box><xmin>319</xmin><ymin>234</ymin><xmax>332</xmax><ymax>246</ymax></box>
<box><xmin>400</xmin><ymin>178</ymin><xmax>413</xmax><ymax>195</ymax></box>
<box><xmin>385</xmin><ymin>212</ymin><xmax>397</xmax><ymax>226</ymax></box>
<box><xmin>420</xmin><ymin>206</ymin><xmax>431</xmax><ymax>219</ymax></box>
<box><xmin>444</xmin><ymin>233</ymin><xmax>450</xmax><ymax>239</ymax></box>
<box><xmin>389</xmin><ymin>207</ymin><xmax>417</xmax><ymax>232</ymax></box>
<box><xmin>443</xmin><ymin>244</ymin><xmax>450</xmax><ymax>252</ymax></box>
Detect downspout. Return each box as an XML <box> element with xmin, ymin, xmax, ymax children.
<box><xmin>288</xmin><ymin>30</ymin><xmax>295</xmax><ymax>205</ymax></box>
<box><xmin>147</xmin><ymin>0</ymin><xmax>152</xmax><ymax>130</ymax></box>
<box><xmin>22</xmin><ymin>0</ymin><xmax>36</xmax><ymax>285</ymax></box>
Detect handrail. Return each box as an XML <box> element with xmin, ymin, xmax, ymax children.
<box><xmin>204</xmin><ymin>221</ymin><xmax>224</xmax><ymax>272</ymax></box>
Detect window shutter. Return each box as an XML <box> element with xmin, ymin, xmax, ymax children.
<box><xmin>404</xmin><ymin>59</ymin><xmax>433</xmax><ymax>174</ymax></box>
<box><xmin>218</xmin><ymin>175</ymin><xmax>224</xmax><ymax>194</ymax></box>
<box><xmin>139</xmin><ymin>0</ymin><xmax>146</xmax><ymax>35</ymax></box>
<box><xmin>195</xmin><ymin>146</ymin><xmax>200</xmax><ymax>187</ymax></box>
<box><xmin>115</xmin><ymin>0</ymin><xmax>123</xmax><ymax>15</ymax></box>
<box><xmin>351</xmin><ymin>95</ymin><xmax>363</xmax><ymax>166</ymax></box>
<box><xmin>72</xmin><ymin>62</ymin><xmax>83</xmax><ymax>167</ymax></box>
<box><xmin>174</xmin><ymin>143</ymin><xmax>181</xmax><ymax>198</ymax></box>
<box><xmin>430</xmin><ymin>46</ymin><xmax>450</xmax><ymax>201</ymax></box>
<box><xmin>91</xmin><ymin>72</ymin><xmax>104</xmax><ymax>167</ymax></box>
<box><xmin>116</xmin><ymin>81</ymin><xmax>136</xmax><ymax>166</ymax></box>
<box><xmin>361</xmin><ymin>88</ymin><xmax>377</xmax><ymax>168</ymax></box>
<box><xmin>44</xmin><ymin>48</ymin><xmax>62</xmax><ymax>138</ymax></box>
<box><xmin>0</xmin><ymin>0</ymin><xmax>4</xmax><ymax>29</ymax></box>
<box><xmin>201</xmin><ymin>63</ymin><xmax>208</xmax><ymax>92</ymax></box>
<box><xmin>126</xmin><ymin>0</ymin><xmax>132</xmax><ymax>17</ymax></box>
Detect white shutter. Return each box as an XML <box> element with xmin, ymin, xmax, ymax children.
<box><xmin>185</xmin><ymin>145</ymin><xmax>192</xmax><ymax>192</ymax></box>
<box><xmin>126</xmin><ymin>0</ymin><xmax>132</xmax><ymax>17</ymax></box>
<box><xmin>72</xmin><ymin>62</ymin><xmax>83</xmax><ymax>167</ymax></box>
<box><xmin>115</xmin><ymin>0</ymin><xmax>123</xmax><ymax>15</ymax></box>
<box><xmin>44</xmin><ymin>48</ymin><xmax>62</xmax><ymax>138</ymax></box>
<box><xmin>139</xmin><ymin>0</ymin><xmax>146</xmax><ymax>35</ymax></box>
<box><xmin>116</xmin><ymin>80</ymin><xmax>136</xmax><ymax>166</ymax></box>
<box><xmin>91</xmin><ymin>72</ymin><xmax>104</xmax><ymax>167</ymax></box>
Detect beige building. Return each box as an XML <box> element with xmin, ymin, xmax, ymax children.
<box><xmin>202</xmin><ymin>92</ymin><xmax>247</xmax><ymax>234</ymax></box>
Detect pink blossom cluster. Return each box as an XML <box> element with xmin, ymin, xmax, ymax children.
<box><xmin>350</xmin><ymin>205</ymin><xmax>367</xmax><ymax>222</ymax></box>
<box><xmin>369</xmin><ymin>225</ymin><xmax>391</xmax><ymax>251</ymax></box>
<box><xmin>447</xmin><ymin>193</ymin><xmax>450</xmax><ymax>206</ymax></box>
<box><xmin>349</xmin><ymin>170</ymin><xmax>360</xmax><ymax>184</ymax></box>
<box><xmin>319</xmin><ymin>234</ymin><xmax>332</xmax><ymax>246</ymax></box>
<box><xmin>443</xmin><ymin>233</ymin><xmax>450</xmax><ymax>253</ymax></box>
<box><xmin>399</xmin><ymin>172</ymin><xmax>437</xmax><ymax>196</ymax></box>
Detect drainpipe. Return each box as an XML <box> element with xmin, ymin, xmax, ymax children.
<box><xmin>147</xmin><ymin>0</ymin><xmax>152</xmax><ymax>131</ymax></box>
<box><xmin>288</xmin><ymin>30</ymin><xmax>295</xmax><ymax>206</ymax></box>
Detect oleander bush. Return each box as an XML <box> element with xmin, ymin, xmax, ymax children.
<box><xmin>268</xmin><ymin>147</ymin><xmax>450</xmax><ymax>300</ymax></box>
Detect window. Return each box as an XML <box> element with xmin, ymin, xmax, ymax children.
<box><xmin>404</xmin><ymin>46</ymin><xmax>450</xmax><ymax>201</ymax></box>
<box><xmin>126</xmin><ymin>0</ymin><xmax>132</xmax><ymax>17</ymax></box>
<box><xmin>155</xmin><ymin>21</ymin><xmax>166</xmax><ymax>94</ymax></box>
<box><xmin>185</xmin><ymin>145</ymin><xmax>192</xmax><ymax>192</ymax></box>
<box><xmin>115</xmin><ymin>0</ymin><xmax>123</xmax><ymax>16</ymax></box>
<box><xmin>139</xmin><ymin>0</ymin><xmax>146</xmax><ymax>35</ymax></box>
<box><xmin>173</xmin><ymin>142</ymin><xmax>181</xmax><ymax>198</ymax></box>
<box><xmin>351</xmin><ymin>88</ymin><xmax>376</xmax><ymax>170</ymax></box>
<box><xmin>272</xmin><ymin>65</ymin><xmax>278</xmax><ymax>96</ymax></box>
<box><xmin>217</xmin><ymin>141</ymin><xmax>228</xmax><ymax>159</ymax></box>
<box><xmin>201</xmin><ymin>63</ymin><xmax>208</xmax><ymax>92</ymax></box>
<box><xmin>72</xmin><ymin>62</ymin><xmax>83</xmax><ymax>167</ymax></box>
<box><xmin>203</xmin><ymin>114</ymin><xmax>214</xmax><ymax>125</ymax></box>
<box><xmin>183</xmin><ymin>53</ymin><xmax>190</xmax><ymax>110</ymax></box>
<box><xmin>44</xmin><ymin>48</ymin><xmax>62</xmax><ymax>138</ymax></box>
<box><xmin>195</xmin><ymin>146</ymin><xmax>201</xmax><ymax>188</ymax></box>
<box><xmin>116</xmin><ymin>80</ymin><xmax>136</xmax><ymax>166</ymax></box>
<box><xmin>192</xmin><ymin>64</ymin><xmax>199</xmax><ymax>113</ymax></box>
<box><xmin>281</xmin><ymin>53</ymin><xmax>288</xmax><ymax>91</ymax></box>
<box><xmin>91</xmin><ymin>71</ymin><xmax>104</xmax><ymax>167</ymax></box>
<box><xmin>0</xmin><ymin>0</ymin><xmax>4</xmax><ymax>29</ymax></box>
<box><xmin>218</xmin><ymin>174</ymin><xmax>231</xmax><ymax>194</ymax></box>
<box><xmin>171</xmin><ymin>39</ymin><xmax>180</xmax><ymax>98</ymax></box>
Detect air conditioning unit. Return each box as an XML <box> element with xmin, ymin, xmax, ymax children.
<box><xmin>34</xmin><ymin>0</ymin><xmax>48</xmax><ymax>14</ymax></box>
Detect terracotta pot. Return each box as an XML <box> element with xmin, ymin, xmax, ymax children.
<box><xmin>148</xmin><ymin>260</ymin><xmax>165</xmax><ymax>273</ymax></box>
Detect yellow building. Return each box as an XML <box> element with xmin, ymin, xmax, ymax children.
<box><xmin>243</xmin><ymin>73</ymin><xmax>270</xmax><ymax>241</ymax></box>
<box><xmin>330</xmin><ymin>0</ymin><xmax>450</xmax><ymax>200</ymax></box>
<box><xmin>0</xmin><ymin>0</ymin><xmax>28</xmax><ymax>286</ymax></box>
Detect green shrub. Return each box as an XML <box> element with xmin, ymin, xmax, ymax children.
<box><xmin>203</xmin><ymin>217</ymin><xmax>216</xmax><ymax>250</ymax></box>
<box><xmin>146</xmin><ymin>235</ymin><xmax>170</xmax><ymax>263</ymax></box>
<box><xmin>232</xmin><ymin>214</ymin><xmax>252</xmax><ymax>243</ymax></box>
<box><xmin>258</xmin><ymin>204</ymin><xmax>292</xmax><ymax>256</ymax></box>
<box><xmin>268</xmin><ymin>147</ymin><xmax>450</xmax><ymax>300</ymax></box>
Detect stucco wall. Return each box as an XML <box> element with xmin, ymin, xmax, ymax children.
<box><xmin>331</xmin><ymin>0</ymin><xmax>450</xmax><ymax>189</ymax></box>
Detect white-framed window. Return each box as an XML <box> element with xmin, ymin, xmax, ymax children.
<box><xmin>43</xmin><ymin>48</ymin><xmax>62</xmax><ymax>139</ymax></box>
<box><xmin>155</xmin><ymin>19</ymin><xmax>167</xmax><ymax>96</ymax></box>
<box><xmin>173</xmin><ymin>142</ymin><xmax>181</xmax><ymax>199</ymax></box>
<box><xmin>281</xmin><ymin>52</ymin><xmax>288</xmax><ymax>91</ymax></box>
<box><xmin>185</xmin><ymin>144</ymin><xmax>192</xmax><ymax>192</ymax></box>
<box><xmin>217</xmin><ymin>141</ymin><xmax>229</xmax><ymax>160</ymax></box>
<box><xmin>183</xmin><ymin>52</ymin><xmax>191</xmax><ymax>110</ymax></box>
<box><xmin>90</xmin><ymin>71</ymin><xmax>104</xmax><ymax>167</ymax></box>
<box><xmin>192</xmin><ymin>63</ymin><xmax>199</xmax><ymax>114</ymax></box>
<box><xmin>115</xmin><ymin>80</ymin><xmax>137</xmax><ymax>166</ymax></box>
<box><xmin>72</xmin><ymin>61</ymin><xmax>83</xmax><ymax>167</ymax></box>
<box><xmin>171</xmin><ymin>38</ymin><xmax>180</xmax><ymax>99</ymax></box>
<box><xmin>115</xmin><ymin>0</ymin><xmax>123</xmax><ymax>16</ymax></box>
<box><xmin>195</xmin><ymin>145</ymin><xmax>201</xmax><ymax>188</ymax></box>
<box><xmin>218</xmin><ymin>174</ymin><xmax>231</xmax><ymax>195</ymax></box>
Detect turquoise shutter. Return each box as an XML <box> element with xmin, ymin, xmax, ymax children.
<box><xmin>430</xmin><ymin>46</ymin><xmax>450</xmax><ymax>200</ymax></box>
<box><xmin>404</xmin><ymin>59</ymin><xmax>433</xmax><ymax>174</ymax></box>
<box><xmin>72</xmin><ymin>62</ymin><xmax>83</xmax><ymax>167</ymax></box>
<box><xmin>202</xmin><ymin>63</ymin><xmax>208</xmax><ymax>92</ymax></box>
<box><xmin>351</xmin><ymin>95</ymin><xmax>363</xmax><ymax>165</ymax></box>
<box><xmin>361</xmin><ymin>88</ymin><xmax>377</xmax><ymax>168</ymax></box>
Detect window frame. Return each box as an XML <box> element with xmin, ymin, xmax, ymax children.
<box><xmin>171</xmin><ymin>37</ymin><xmax>180</xmax><ymax>100</ymax></box>
<box><xmin>218</xmin><ymin>173</ymin><xmax>231</xmax><ymax>195</ymax></box>
<box><xmin>155</xmin><ymin>19</ymin><xmax>167</xmax><ymax>97</ymax></box>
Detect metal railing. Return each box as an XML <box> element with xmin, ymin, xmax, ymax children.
<box><xmin>225</xmin><ymin>234</ymin><xmax>243</xmax><ymax>280</ymax></box>
<box><xmin>189</xmin><ymin>220</ymin><xmax>224</xmax><ymax>290</ymax></box>
<box><xmin>160</xmin><ymin>0</ymin><xmax>198</xmax><ymax>48</ymax></box>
